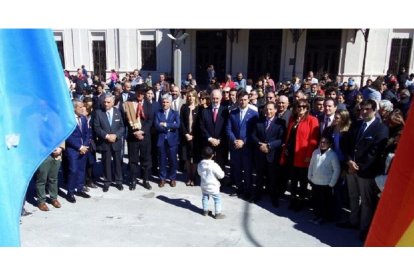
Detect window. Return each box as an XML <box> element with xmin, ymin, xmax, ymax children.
<box><xmin>388</xmin><ymin>38</ymin><xmax>412</xmax><ymax>74</ymax></box>
<box><xmin>54</xmin><ymin>32</ymin><xmax>65</xmax><ymax>68</ymax></box>
<box><xmin>56</xmin><ymin>41</ymin><xmax>65</xmax><ymax>68</ymax></box>
<box><xmin>140</xmin><ymin>31</ymin><xmax>156</xmax><ymax>71</ymax></box>
<box><xmin>91</xmin><ymin>32</ymin><xmax>107</xmax><ymax>81</ymax></box>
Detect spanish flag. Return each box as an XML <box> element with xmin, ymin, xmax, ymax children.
<box><xmin>365</xmin><ymin>102</ymin><xmax>414</xmax><ymax>246</ymax></box>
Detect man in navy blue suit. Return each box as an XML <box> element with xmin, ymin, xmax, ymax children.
<box><xmin>251</xmin><ymin>102</ymin><xmax>286</xmax><ymax>205</ymax></box>
<box><xmin>93</xmin><ymin>94</ymin><xmax>125</xmax><ymax>192</ymax></box>
<box><xmin>227</xmin><ymin>90</ymin><xmax>259</xmax><ymax>198</ymax></box>
<box><xmin>154</xmin><ymin>94</ymin><xmax>180</xmax><ymax>187</ymax></box>
<box><xmin>65</xmin><ymin>99</ymin><xmax>92</xmax><ymax>203</ymax></box>
<box><xmin>342</xmin><ymin>99</ymin><xmax>389</xmax><ymax>241</ymax></box>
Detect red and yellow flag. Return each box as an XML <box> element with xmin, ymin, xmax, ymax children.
<box><xmin>365</xmin><ymin>102</ymin><xmax>414</xmax><ymax>246</ymax></box>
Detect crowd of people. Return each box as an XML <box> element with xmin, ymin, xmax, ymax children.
<box><xmin>27</xmin><ymin>65</ymin><xmax>413</xmax><ymax>242</ymax></box>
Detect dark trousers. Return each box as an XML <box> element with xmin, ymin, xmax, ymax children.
<box><xmin>312</xmin><ymin>184</ymin><xmax>332</xmax><ymax>219</ymax></box>
<box><xmin>101</xmin><ymin>148</ymin><xmax>123</xmax><ymax>185</ymax></box>
<box><xmin>277</xmin><ymin>164</ymin><xmax>289</xmax><ymax>197</ymax></box>
<box><xmin>289</xmin><ymin>166</ymin><xmax>309</xmax><ymax>201</ymax></box>
<box><xmin>255</xmin><ymin>160</ymin><xmax>279</xmax><ymax>200</ymax></box>
<box><xmin>128</xmin><ymin>139</ymin><xmax>151</xmax><ymax>182</ymax></box>
<box><xmin>151</xmin><ymin>130</ymin><xmax>158</xmax><ymax>175</ymax></box>
<box><xmin>346</xmin><ymin>173</ymin><xmax>380</xmax><ymax>234</ymax></box>
<box><xmin>230</xmin><ymin>147</ymin><xmax>253</xmax><ymax>193</ymax></box>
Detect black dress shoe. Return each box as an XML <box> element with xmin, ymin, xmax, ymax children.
<box><xmin>82</xmin><ymin>186</ymin><xmax>90</xmax><ymax>192</ymax></box>
<box><xmin>66</xmin><ymin>194</ymin><xmax>76</xmax><ymax>203</ymax></box>
<box><xmin>143</xmin><ymin>181</ymin><xmax>152</xmax><ymax>190</ymax></box>
<box><xmin>75</xmin><ymin>191</ymin><xmax>91</xmax><ymax>198</ymax></box>
<box><xmin>129</xmin><ymin>184</ymin><xmax>136</xmax><ymax>191</ymax></box>
<box><xmin>103</xmin><ymin>185</ymin><xmax>109</xmax><ymax>192</ymax></box>
<box><xmin>86</xmin><ymin>181</ymin><xmax>98</xmax><ymax>188</ymax></box>
<box><xmin>116</xmin><ymin>183</ymin><xmax>124</xmax><ymax>191</ymax></box>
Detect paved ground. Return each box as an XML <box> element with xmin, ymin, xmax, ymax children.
<box><xmin>21</xmin><ymin>169</ymin><xmax>362</xmax><ymax>247</ymax></box>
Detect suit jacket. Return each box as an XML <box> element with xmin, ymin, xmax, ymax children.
<box><xmin>93</xmin><ymin>107</ymin><xmax>125</xmax><ymax>151</ymax></box>
<box><xmin>171</xmin><ymin>96</ymin><xmax>185</xmax><ymax>114</ymax></box>
<box><xmin>125</xmin><ymin>100</ymin><xmax>154</xmax><ymax>142</ymax></box>
<box><xmin>251</xmin><ymin>117</ymin><xmax>286</xmax><ymax>162</ymax></box>
<box><xmin>276</xmin><ymin>109</ymin><xmax>292</xmax><ymax>129</ymax></box>
<box><xmin>92</xmin><ymin>93</ymin><xmax>106</xmax><ymax>110</ymax></box>
<box><xmin>226</xmin><ymin>107</ymin><xmax>259</xmax><ymax>147</ymax></box>
<box><xmin>66</xmin><ymin>115</ymin><xmax>92</xmax><ymax>154</ymax></box>
<box><xmin>154</xmin><ymin>109</ymin><xmax>180</xmax><ymax>147</ymax></box>
<box><xmin>199</xmin><ymin>105</ymin><xmax>229</xmax><ymax>145</ymax></box>
<box><xmin>343</xmin><ymin>117</ymin><xmax>389</xmax><ymax>178</ymax></box>
<box><xmin>118</xmin><ymin>91</ymin><xmax>135</xmax><ymax>120</ymax></box>
<box><xmin>318</xmin><ymin>113</ymin><xmax>334</xmax><ymax>135</ymax></box>
<box><xmin>180</xmin><ymin>104</ymin><xmax>200</xmax><ymax>137</ymax></box>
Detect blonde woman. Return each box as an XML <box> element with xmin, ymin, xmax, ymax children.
<box><xmin>180</xmin><ymin>89</ymin><xmax>201</xmax><ymax>186</ymax></box>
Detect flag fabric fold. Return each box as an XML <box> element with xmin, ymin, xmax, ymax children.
<box><xmin>365</xmin><ymin>101</ymin><xmax>414</xmax><ymax>246</ymax></box>
<box><xmin>0</xmin><ymin>29</ymin><xmax>76</xmax><ymax>246</ymax></box>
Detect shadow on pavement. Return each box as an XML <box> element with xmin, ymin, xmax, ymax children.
<box><xmin>253</xmin><ymin>195</ymin><xmax>363</xmax><ymax>247</ymax></box>
<box><xmin>156</xmin><ymin>195</ymin><xmax>202</xmax><ymax>215</ymax></box>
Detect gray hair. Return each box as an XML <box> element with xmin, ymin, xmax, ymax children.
<box><xmin>379</xmin><ymin>99</ymin><xmax>393</xmax><ymax>112</ymax></box>
<box><xmin>104</xmin><ymin>93</ymin><xmax>115</xmax><ymax>101</ymax></box>
<box><xmin>161</xmin><ymin>94</ymin><xmax>172</xmax><ymax>102</ymax></box>
<box><xmin>72</xmin><ymin>99</ymin><xmax>83</xmax><ymax>109</ymax></box>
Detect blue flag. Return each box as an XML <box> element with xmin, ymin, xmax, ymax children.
<box><xmin>0</xmin><ymin>29</ymin><xmax>76</xmax><ymax>246</ymax></box>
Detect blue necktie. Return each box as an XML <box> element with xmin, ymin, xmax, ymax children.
<box><xmin>357</xmin><ymin>122</ymin><xmax>367</xmax><ymax>141</ymax></box>
<box><xmin>107</xmin><ymin>111</ymin><xmax>112</xmax><ymax>126</ymax></box>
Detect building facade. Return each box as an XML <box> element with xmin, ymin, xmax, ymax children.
<box><xmin>54</xmin><ymin>28</ymin><xmax>414</xmax><ymax>86</ymax></box>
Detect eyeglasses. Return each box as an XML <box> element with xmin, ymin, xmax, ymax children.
<box><xmin>297</xmin><ymin>105</ymin><xmax>307</xmax><ymax>109</ymax></box>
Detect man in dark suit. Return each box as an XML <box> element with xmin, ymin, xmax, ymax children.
<box><xmin>342</xmin><ymin>99</ymin><xmax>389</xmax><ymax>241</ymax></box>
<box><xmin>65</xmin><ymin>99</ymin><xmax>92</xmax><ymax>203</ymax></box>
<box><xmin>199</xmin><ymin>89</ymin><xmax>229</xmax><ymax>171</ymax></box>
<box><xmin>251</xmin><ymin>102</ymin><xmax>286</xmax><ymax>205</ymax></box>
<box><xmin>318</xmin><ymin>98</ymin><xmax>337</xmax><ymax>136</ymax></box>
<box><xmin>154</xmin><ymin>94</ymin><xmax>180</xmax><ymax>187</ymax></box>
<box><xmin>117</xmin><ymin>81</ymin><xmax>135</xmax><ymax>119</ymax></box>
<box><xmin>124</xmin><ymin>88</ymin><xmax>154</xmax><ymax>190</ymax></box>
<box><xmin>227</xmin><ymin>90</ymin><xmax>259</xmax><ymax>198</ymax></box>
<box><xmin>276</xmin><ymin>95</ymin><xmax>292</xmax><ymax>128</ymax></box>
<box><xmin>93</xmin><ymin>94</ymin><xmax>125</xmax><ymax>192</ymax></box>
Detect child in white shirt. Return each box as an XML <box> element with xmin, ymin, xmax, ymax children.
<box><xmin>197</xmin><ymin>146</ymin><xmax>225</xmax><ymax>219</ymax></box>
<box><xmin>308</xmin><ymin>135</ymin><xmax>340</xmax><ymax>224</ymax></box>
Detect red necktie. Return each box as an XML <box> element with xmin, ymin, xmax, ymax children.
<box><xmin>136</xmin><ymin>103</ymin><xmax>145</xmax><ymax>120</ymax></box>
<box><xmin>213</xmin><ymin>107</ymin><xmax>218</xmax><ymax>123</ymax></box>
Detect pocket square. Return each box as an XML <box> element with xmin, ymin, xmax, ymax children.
<box><xmin>115</xmin><ymin>119</ymin><xmax>120</xmax><ymax>121</ymax></box>
<box><xmin>364</xmin><ymin>136</ymin><xmax>373</xmax><ymax>140</ymax></box>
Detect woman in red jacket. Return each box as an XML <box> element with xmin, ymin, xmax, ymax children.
<box><xmin>280</xmin><ymin>99</ymin><xmax>319</xmax><ymax>211</ymax></box>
